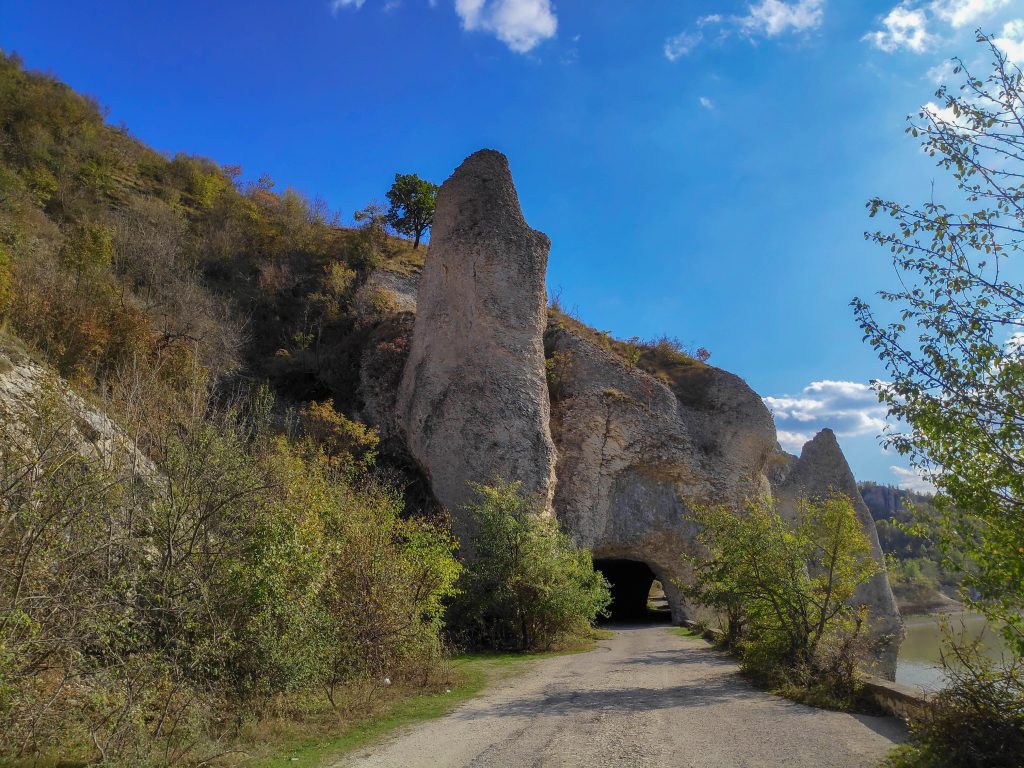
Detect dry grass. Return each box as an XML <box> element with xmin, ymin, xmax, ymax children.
<box><xmin>546</xmin><ymin>303</ymin><xmax>710</xmax><ymax>402</ymax></box>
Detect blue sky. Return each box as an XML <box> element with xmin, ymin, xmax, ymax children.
<box><xmin>3</xmin><ymin>0</ymin><xmax>1023</xmax><ymax>489</ymax></box>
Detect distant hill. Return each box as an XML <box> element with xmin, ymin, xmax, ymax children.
<box><xmin>858</xmin><ymin>481</ymin><xmax>962</xmax><ymax>614</ymax></box>
<box><xmin>859</xmin><ymin>482</ymin><xmax>934</xmax><ymax>522</ymax></box>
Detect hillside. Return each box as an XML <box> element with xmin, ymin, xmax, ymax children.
<box><xmin>0</xmin><ymin>53</ymin><xmax>660</xmax><ymax>766</ymax></box>
<box><xmin>0</xmin><ymin>52</ymin><xmax>466</xmax><ymax>766</ymax></box>
<box><xmin>0</xmin><ymin>50</ymin><xmax>426</xmax><ymax>413</ymax></box>
<box><xmin>859</xmin><ymin>482</ymin><xmax>963</xmax><ymax>614</ymax></box>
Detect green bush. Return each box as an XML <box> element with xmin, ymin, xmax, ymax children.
<box><xmin>682</xmin><ymin>494</ymin><xmax>879</xmax><ymax>704</ymax></box>
<box><xmin>0</xmin><ymin>380</ymin><xmax>460</xmax><ymax>765</ymax></box>
<box><xmin>887</xmin><ymin>634</ymin><xmax>1024</xmax><ymax>768</ymax></box>
<box><xmin>0</xmin><ymin>245</ymin><xmax>11</xmax><ymax>318</ymax></box>
<box><xmin>446</xmin><ymin>482</ymin><xmax>610</xmax><ymax>652</ymax></box>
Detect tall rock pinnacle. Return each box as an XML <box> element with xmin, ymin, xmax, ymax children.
<box><xmin>396</xmin><ymin>149</ymin><xmax>557</xmax><ymax>526</ymax></box>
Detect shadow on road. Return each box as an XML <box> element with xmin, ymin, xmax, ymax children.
<box><xmin>623</xmin><ymin>648</ymin><xmax>735</xmax><ymax>668</ymax></box>
<box><xmin>456</xmin><ymin>676</ymin><xmax>749</xmax><ymax>720</ymax></box>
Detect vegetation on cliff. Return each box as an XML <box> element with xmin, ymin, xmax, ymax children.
<box><xmin>547</xmin><ymin>295</ymin><xmax>710</xmax><ymax>390</ymax></box>
<box><xmin>0</xmin><ymin>49</ymin><xmax>423</xmax><ymax>412</ymax></box>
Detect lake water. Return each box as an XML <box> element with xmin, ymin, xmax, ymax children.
<box><xmin>896</xmin><ymin>611</ymin><xmax>1010</xmax><ymax>691</ymax></box>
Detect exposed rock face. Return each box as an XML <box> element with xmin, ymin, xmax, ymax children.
<box><xmin>546</xmin><ymin>321</ymin><xmax>778</xmax><ymax>620</ymax></box>
<box><xmin>772</xmin><ymin>430</ymin><xmax>904</xmax><ymax>678</ymax></box>
<box><xmin>396</xmin><ymin>149</ymin><xmax>557</xmax><ymax>522</ymax></box>
<box><xmin>859</xmin><ymin>482</ymin><xmax>927</xmax><ymax>521</ymax></box>
<box><xmin>358</xmin><ymin>267</ymin><xmax>421</xmax><ymax>316</ymax></box>
<box><xmin>385</xmin><ymin>148</ymin><xmax>903</xmax><ymax>678</ymax></box>
<box><xmin>0</xmin><ymin>339</ymin><xmax>152</xmax><ymax>475</ymax></box>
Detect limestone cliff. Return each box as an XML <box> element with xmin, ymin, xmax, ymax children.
<box><xmin>0</xmin><ymin>337</ymin><xmax>152</xmax><ymax>476</ymax></box>
<box><xmin>545</xmin><ymin>320</ymin><xmax>777</xmax><ymax>614</ymax></box>
<box><xmin>859</xmin><ymin>482</ymin><xmax>930</xmax><ymax>521</ymax></box>
<box><xmin>395</xmin><ymin>149</ymin><xmax>557</xmax><ymax>521</ymax></box>
<box><xmin>366</xmin><ymin>148</ymin><xmax>904</xmax><ymax>678</ymax></box>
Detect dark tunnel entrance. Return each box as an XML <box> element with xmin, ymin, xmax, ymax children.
<box><xmin>593</xmin><ymin>559</ymin><xmax>673</xmax><ymax>624</ymax></box>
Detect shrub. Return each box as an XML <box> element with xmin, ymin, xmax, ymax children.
<box><xmin>0</xmin><ymin>245</ymin><xmax>11</xmax><ymax>318</ymax></box>
<box><xmin>0</xmin><ymin>379</ymin><xmax>459</xmax><ymax>765</ymax></box>
<box><xmin>446</xmin><ymin>482</ymin><xmax>610</xmax><ymax>651</ymax></box>
<box><xmin>299</xmin><ymin>398</ymin><xmax>380</xmax><ymax>471</ymax></box>
<box><xmin>682</xmin><ymin>493</ymin><xmax>878</xmax><ymax>703</ymax></box>
<box><xmin>889</xmin><ymin>631</ymin><xmax>1024</xmax><ymax>768</ymax></box>
<box><xmin>544</xmin><ymin>350</ymin><xmax>573</xmax><ymax>402</ymax></box>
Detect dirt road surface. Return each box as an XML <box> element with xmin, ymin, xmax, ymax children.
<box><xmin>337</xmin><ymin>626</ymin><xmax>907</xmax><ymax>768</ymax></box>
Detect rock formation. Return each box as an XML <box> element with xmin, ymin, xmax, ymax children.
<box><xmin>860</xmin><ymin>482</ymin><xmax>928</xmax><ymax>520</ymax></box>
<box><xmin>0</xmin><ymin>337</ymin><xmax>153</xmax><ymax>476</ymax></box>
<box><xmin>373</xmin><ymin>148</ymin><xmax>904</xmax><ymax>678</ymax></box>
<box><xmin>772</xmin><ymin>429</ymin><xmax>903</xmax><ymax>677</ymax></box>
<box><xmin>396</xmin><ymin>149</ymin><xmax>557</xmax><ymax>522</ymax></box>
<box><xmin>545</xmin><ymin>320</ymin><xmax>777</xmax><ymax>615</ymax></box>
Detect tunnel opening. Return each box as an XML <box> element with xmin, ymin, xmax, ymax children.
<box><xmin>593</xmin><ymin>559</ymin><xmax>673</xmax><ymax>624</ymax></box>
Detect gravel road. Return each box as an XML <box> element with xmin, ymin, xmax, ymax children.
<box><xmin>338</xmin><ymin>626</ymin><xmax>907</xmax><ymax>768</ymax></box>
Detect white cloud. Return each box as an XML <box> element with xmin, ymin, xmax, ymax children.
<box><xmin>665</xmin><ymin>30</ymin><xmax>703</xmax><ymax>61</ymax></box>
<box><xmin>331</xmin><ymin>0</ymin><xmax>366</xmax><ymax>10</ymax></box>
<box><xmin>994</xmin><ymin>18</ymin><xmax>1024</xmax><ymax>64</ymax></box>
<box><xmin>931</xmin><ymin>0</ymin><xmax>1010</xmax><ymax>28</ymax></box>
<box><xmin>921</xmin><ymin>99</ymin><xmax>975</xmax><ymax>138</ymax></box>
<box><xmin>890</xmin><ymin>465</ymin><xmax>936</xmax><ymax>494</ymax></box>
<box><xmin>739</xmin><ymin>0</ymin><xmax>825</xmax><ymax>37</ymax></box>
<box><xmin>699</xmin><ymin>96</ymin><xmax>715</xmax><ymax>109</ymax></box>
<box><xmin>455</xmin><ymin>0</ymin><xmax>557</xmax><ymax>53</ymax></box>
<box><xmin>866</xmin><ymin>0</ymin><xmax>1014</xmax><ymax>55</ymax></box>
<box><xmin>864</xmin><ymin>4</ymin><xmax>934</xmax><ymax>53</ymax></box>
<box><xmin>764</xmin><ymin>380</ymin><xmax>890</xmax><ymax>452</ymax></box>
<box><xmin>664</xmin><ymin>1</ymin><xmax>824</xmax><ymax>61</ymax></box>
<box><xmin>330</xmin><ymin>0</ymin><xmax>556</xmax><ymax>53</ymax></box>
<box><xmin>775</xmin><ymin>430</ymin><xmax>810</xmax><ymax>452</ymax></box>
<box><xmin>926</xmin><ymin>59</ymin><xmax>957</xmax><ymax>82</ymax></box>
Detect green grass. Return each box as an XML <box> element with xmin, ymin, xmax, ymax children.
<box><xmin>667</xmin><ymin>626</ymin><xmax>706</xmax><ymax>641</ymax></box>
<box><xmin>251</xmin><ymin>657</ymin><xmax>498</xmax><ymax>768</ymax></box>
<box><xmin>250</xmin><ymin>632</ymin><xmax>608</xmax><ymax>768</ymax></box>
<box><xmin>881</xmin><ymin>744</ymin><xmax>938</xmax><ymax>768</ymax></box>
<box><xmin>0</xmin><ymin>655</ymin><xmax>537</xmax><ymax>768</ymax></box>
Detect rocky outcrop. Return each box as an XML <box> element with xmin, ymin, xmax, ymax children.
<box><xmin>859</xmin><ymin>482</ymin><xmax>930</xmax><ymax>521</ymax></box>
<box><xmin>0</xmin><ymin>337</ymin><xmax>152</xmax><ymax>475</ymax></box>
<box><xmin>546</xmin><ymin>321</ymin><xmax>778</xmax><ymax>616</ymax></box>
<box><xmin>773</xmin><ymin>430</ymin><xmax>904</xmax><ymax>678</ymax></box>
<box><xmin>356</xmin><ymin>267</ymin><xmax>421</xmax><ymax>318</ymax></box>
<box><xmin>385</xmin><ymin>148</ymin><xmax>903</xmax><ymax>678</ymax></box>
<box><xmin>396</xmin><ymin>150</ymin><xmax>557</xmax><ymax>523</ymax></box>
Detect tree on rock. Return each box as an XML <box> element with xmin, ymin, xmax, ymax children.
<box><xmin>385</xmin><ymin>173</ymin><xmax>438</xmax><ymax>249</ymax></box>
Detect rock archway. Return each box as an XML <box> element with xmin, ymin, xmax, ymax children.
<box><xmin>593</xmin><ymin>558</ymin><xmax>673</xmax><ymax>623</ymax></box>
